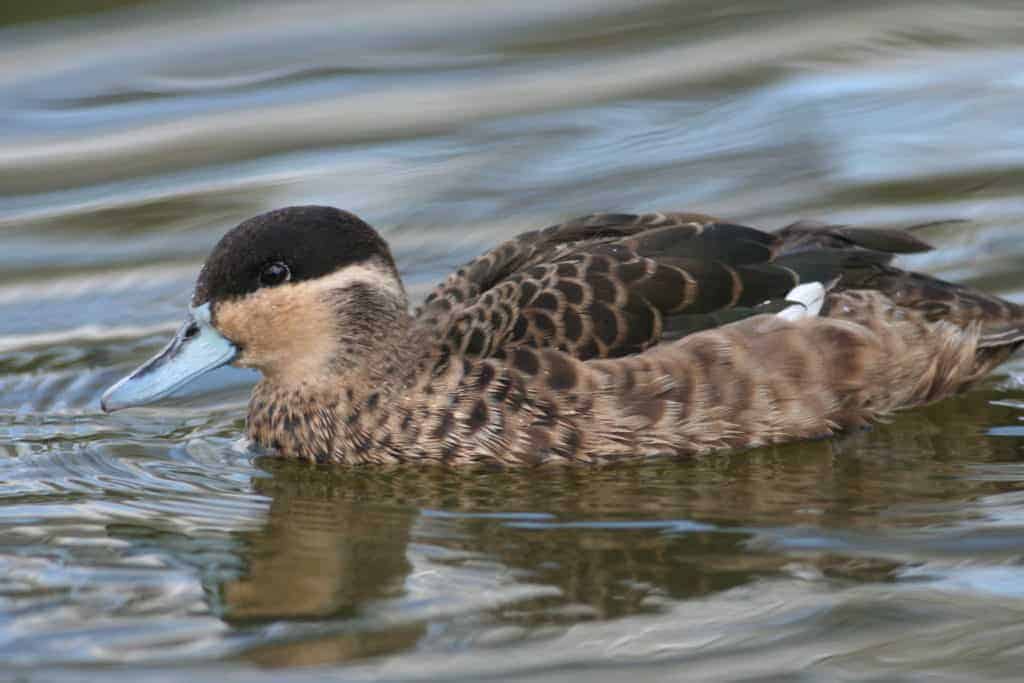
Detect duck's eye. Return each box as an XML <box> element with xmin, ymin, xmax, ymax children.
<box><xmin>259</xmin><ymin>261</ymin><xmax>291</xmax><ymax>287</ymax></box>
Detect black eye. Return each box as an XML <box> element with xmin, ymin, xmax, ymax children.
<box><xmin>259</xmin><ymin>261</ymin><xmax>291</xmax><ymax>287</ymax></box>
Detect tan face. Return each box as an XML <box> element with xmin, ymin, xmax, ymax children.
<box><xmin>212</xmin><ymin>263</ymin><xmax>407</xmax><ymax>385</ymax></box>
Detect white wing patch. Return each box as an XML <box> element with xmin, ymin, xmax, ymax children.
<box><xmin>777</xmin><ymin>282</ymin><xmax>826</xmax><ymax>321</ymax></box>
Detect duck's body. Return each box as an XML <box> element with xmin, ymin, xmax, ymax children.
<box><xmin>102</xmin><ymin>207</ymin><xmax>1024</xmax><ymax>466</ymax></box>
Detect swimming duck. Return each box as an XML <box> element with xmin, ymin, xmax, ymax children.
<box><xmin>101</xmin><ymin>206</ymin><xmax>1024</xmax><ymax>465</ymax></box>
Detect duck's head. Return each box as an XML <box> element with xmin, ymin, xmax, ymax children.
<box><xmin>101</xmin><ymin>206</ymin><xmax>406</xmax><ymax>412</ymax></box>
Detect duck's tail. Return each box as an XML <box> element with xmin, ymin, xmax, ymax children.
<box><xmin>777</xmin><ymin>218</ymin><xmax>1024</xmax><ymax>383</ymax></box>
<box><xmin>819</xmin><ymin>286</ymin><xmax>1024</xmax><ymax>416</ymax></box>
<box><xmin>832</xmin><ymin>267</ymin><xmax>1024</xmax><ymax>386</ymax></box>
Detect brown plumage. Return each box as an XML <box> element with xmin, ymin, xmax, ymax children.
<box><xmin>102</xmin><ymin>207</ymin><xmax>1024</xmax><ymax>466</ymax></box>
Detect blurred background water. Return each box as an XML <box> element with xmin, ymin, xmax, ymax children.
<box><xmin>2</xmin><ymin>1</ymin><xmax>1024</xmax><ymax>680</ymax></box>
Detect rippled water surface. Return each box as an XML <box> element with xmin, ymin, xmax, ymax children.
<box><xmin>3</xmin><ymin>1</ymin><xmax>1024</xmax><ymax>680</ymax></box>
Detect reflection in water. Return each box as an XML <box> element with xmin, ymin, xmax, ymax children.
<box><xmin>223</xmin><ymin>468</ymin><xmax>422</xmax><ymax>666</ymax></box>
<box><xmin>225</xmin><ymin>480</ymin><xmax>413</xmax><ymax>621</ymax></box>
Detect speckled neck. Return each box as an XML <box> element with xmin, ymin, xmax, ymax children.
<box><xmin>245</xmin><ymin>316</ymin><xmax>445</xmax><ymax>462</ymax></box>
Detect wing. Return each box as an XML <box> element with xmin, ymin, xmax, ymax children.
<box><xmin>416</xmin><ymin>212</ymin><xmax>941</xmax><ymax>361</ymax></box>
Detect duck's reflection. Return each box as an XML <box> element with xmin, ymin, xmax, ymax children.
<box><xmin>219</xmin><ymin>383</ymin><xmax>1024</xmax><ymax>667</ymax></box>
<box><xmin>220</xmin><ymin>468</ymin><xmax>422</xmax><ymax>666</ymax></box>
<box><xmin>223</xmin><ymin>483</ymin><xmax>412</xmax><ymax>620</ymax></box>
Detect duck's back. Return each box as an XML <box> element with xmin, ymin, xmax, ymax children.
<box><xmin>417</xmin><ymin>213</ymin><xmax>1023</xmax><ymax>364</ymax></box>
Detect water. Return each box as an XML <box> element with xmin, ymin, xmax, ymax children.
<box><xmin>2</xmin><ymin>0</ymin><xmax>1024</xmax><ymax>679</ymax></box>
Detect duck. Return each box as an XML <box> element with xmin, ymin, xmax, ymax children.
<box><xmin>101</xmin><ymin>206</ymin><xmax>1024</xmax><ymax>466</ymax></box>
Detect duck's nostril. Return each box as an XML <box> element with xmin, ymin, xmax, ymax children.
<box><xmin>183</xmin><ymin>323</ymin><xmax>200</xmax><ymax>340</ymax></box>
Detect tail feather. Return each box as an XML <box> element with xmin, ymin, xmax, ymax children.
<box><xmin>979</xmin><ymin>325</ymin><xmax>1024</xmax><ymax>349</ymax></box>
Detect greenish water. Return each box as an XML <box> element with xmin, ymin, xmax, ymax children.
<box><xmin>2</xmin><ymin>1</ymin><xmax>1024</xmax><ymax>680</ymax></box>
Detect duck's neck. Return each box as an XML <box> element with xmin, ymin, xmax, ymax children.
<box><xmin>246</xmin><ymin>310</ymin><xmax>443</xmax><ymax>461</ymax></box>
<box><xmin>336</xmin><ymin>310</ymin><xmax>441</xmax><ymax>394</ymax></box>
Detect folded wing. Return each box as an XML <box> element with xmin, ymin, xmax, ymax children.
<box><xmin>417</xmin><ymin>212</ymin><xmax>955</xmax><ymax>361</ymax></box>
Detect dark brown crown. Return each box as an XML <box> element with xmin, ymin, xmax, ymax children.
<box><xmin>192</xmin><ymin>206</ymin><xmax>395</xmax><ymax>305</ymax></box>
